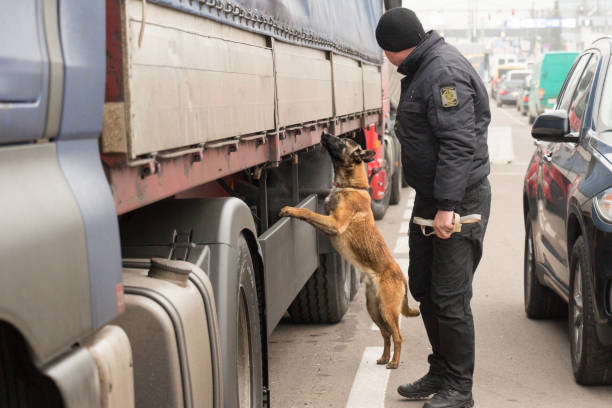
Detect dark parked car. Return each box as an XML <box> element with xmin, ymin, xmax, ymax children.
<box><xmin>523</xmin><ymin>37</ymin><xmax>612</xmax><ymax>385</ymax></box>
<box><xmin>496</xmin><ymin>69</ymin><xmax>530</xmax><ymax>107</ymax></box>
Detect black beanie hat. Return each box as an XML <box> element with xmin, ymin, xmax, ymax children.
<box><xmin>376</xmin><ymin>8</ymin><xmax>425</xmax><ymax>52</ymax></box>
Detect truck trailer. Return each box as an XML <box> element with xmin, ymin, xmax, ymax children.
<box><xmin>0</xmin><ymin>1</ymin><xmax>402</xmax><ymax>407</ymax></box>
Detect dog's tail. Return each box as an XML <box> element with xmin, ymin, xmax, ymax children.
<box><xmin>401</xmin><ymin>283</ymin><xmax>420</xmax><ymax>317</ymax></box>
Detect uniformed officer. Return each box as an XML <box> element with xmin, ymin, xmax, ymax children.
<box><xmin>375</xmin><ymin>8</ymin><xmax>492</xmax><ymax>408</ymax></box>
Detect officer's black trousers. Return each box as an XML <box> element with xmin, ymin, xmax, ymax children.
<box><xmin>408</xmin><ymin>178</ymin><xmax>491</xmax><ymax>392</ymax></box>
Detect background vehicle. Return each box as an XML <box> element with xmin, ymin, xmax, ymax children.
<box><xmin>516</xmin><ymin>75</ymin><xmax>531</xmax><ymax>115</ymax></box>
<box><xmin>456</xmin><ymin>43</ymin><xmax>489</xmax><ymax>81</ymax></box>
<box><xmin>527</xmin><ymin>51</ymin><xmax>579</xmax><ymax>124</ymax></box>
<box><xmin>496</xmin><ymin>69</ymin><xmax>530</xmax><ymax>107</ymax></box>
<box><xmin>490</xmin><ymin>63</ymin><xmax>527</xmax><ymax>99</ymax></box>
<box><xmin>523</xmin><ymin>37</ymin><xmax>612</xmax><ymax>385</ymax></box>
<box><xmin>488</xmin><ymin>54</ymin><xmax>518</xmax><ymax>80</ymax></box>
<box><xmin>0</xmin><ymin>1</ymin><xmax>397</xmax><ymax>407</ymax></box>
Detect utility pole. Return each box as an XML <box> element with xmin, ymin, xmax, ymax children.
<box><xmin>468</xmin><ymin>0</ymin><xmax>475</xmax><ymax>42</ymax></box>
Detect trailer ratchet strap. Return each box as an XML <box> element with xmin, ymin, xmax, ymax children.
<box><xmin>413</xmin><ymin>213</ymin><xmax>481</xmax><ymax>237</ymax></box>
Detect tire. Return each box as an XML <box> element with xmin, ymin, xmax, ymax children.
<box><xmin>0</xmin><ymin>323</ymin><xmax>63</xmax><ymax>407</ymax></box>
<box><xmin>401</xmin><ymin>168</ymin><xmax>409</xmax><ymax>188</ymax></box>
<box><xmin>237</xmin><ymin>236</ymin><xmax>264</xmax><ymax>407</ymax></box>
<box><xmin>371</xmin><ymin>147</ymin><xmax>392</xmax><ymax>220</ymax></box>
<box><xmin>524</xmin><ymin>221</ymin><xmax>567</xmax><ymax>319</ymax></box>
<box><xmin>389</xmin><ymin>155</ymin><xmax>402</xmax><ymax>206</ymax></box>
<box><xmin>288</xmin><ymin>252</ymin><xmax>351</xmax><ymax>323</ymax></box>
<box><xmin>371</xmin><ymin>187</ymin><xmax>391</xmax><ymax>220</ymax></box>
<box><xmin>350</xmin><ymin>263</ymin><xmax>361</xmax><ymax>300</ymax></box>
<box><xmin>569</xmin><ymin>237</ymin><xmax>612</xmax><ymax>385</ymax></box>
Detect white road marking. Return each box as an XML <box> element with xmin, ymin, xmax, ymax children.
<box><xmin>403</xmin><ymin>209</ymin><xmax>413</xmax><ymax>220</ymax></box>
<box><xmin>393</xmin><ymin>235</ymin><xmax>409</xmax><ymax>254</ymax></box>
<box><xmin>346</xmin><ymin>347</ymin><xmax>390</xmax><ymax>408</ymax></box>
<box><xmin>488</xmin><ymin>126</ymin><xmax>514</xmax><ymax>164</ymax></box>
<box><xmin>399</xmin><ymin>221</ymin><xmax>410</xmax><ymax>234</ymax></box>
<box><xmin>497</xmin><ymin>105</ymin><xmax>531</xmax><ymax>127</ymax></box>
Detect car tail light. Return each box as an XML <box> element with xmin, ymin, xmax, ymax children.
<box><xmin>499</xmin><ymin>89</ymin><xmax>508</xmax><ymax>95</ymax></box>
<box><xmin>595</xmin><ymin>190</ymin><xmax>612</xmax><ymax>223</ymax></box>
<box><xmin>524</xmin><ymin>95</ymin><xmax>529</xmax><ymax>102</ymax></box>
<box><xmin>539</xmin><ymin>88</ymin><xmax>545</xmax><ymax>99</ymax></box>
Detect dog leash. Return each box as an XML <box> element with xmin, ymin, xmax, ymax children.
<box><xmin>413</xmin><ymin>213</ymin><xmax>481</xmax><ymax>236</ymax></box>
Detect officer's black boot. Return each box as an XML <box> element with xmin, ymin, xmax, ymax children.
<box><xmin>423</xmin><ymin>387</ymin><xmax>474</xmax><ymax>408</ymax></box>
<box><xmin>397</xmin><ymin>372</ymin><xmax>443</xmax><ymax>400</ymax></box>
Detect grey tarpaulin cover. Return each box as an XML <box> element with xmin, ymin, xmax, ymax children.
<box><xmin>148</xmin><ymin>0</ymin><xmax>383</xmax><ymax>64</ymax></box>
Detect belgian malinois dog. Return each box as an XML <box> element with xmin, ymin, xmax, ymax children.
<box><xmin>279</xmin><ymin>131</ymin><xmax>419</xmax><ymax>369</ymax></box>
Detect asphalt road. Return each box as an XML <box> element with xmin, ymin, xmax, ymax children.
<box><xmin>268</xmin><ymin>103</ymin><xmax>612</xmax><ymax>407</ymax></box>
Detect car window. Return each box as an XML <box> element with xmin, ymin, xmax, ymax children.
<box><xmin>568</xmin><ymin>55</ymin><xmax>599</xmax><ymax>133</ymax></box>
<box><xmin>557</xmin><ymin>54</ymin><xmax>590</xmax><ymax>112</ymax></box>
<box><xmin>599</xmin><ymin>61</ymin><xmax>612</xmax><ymax>131</ymax></box>
<box><xmin>510</xmin><ymin>72</ymin><xmax>529</xmax><ymax>81</ymax></box>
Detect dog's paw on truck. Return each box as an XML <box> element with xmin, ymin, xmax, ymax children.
<box><xmin>0</xmin><ymin>0</ymin><xmax>403</xmax><ymax>406</ymax></box>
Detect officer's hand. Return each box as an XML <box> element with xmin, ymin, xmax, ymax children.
<box><xmin>433</xmin><ymin>210</ymin><xmax>454</xmax><ymax>239</ymax></box>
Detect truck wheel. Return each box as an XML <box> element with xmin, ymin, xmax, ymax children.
<box><xmin>401</xmin><ymin>170</ymin><xmax>409</xmax><ymax>188</ymax></box>
<box><xmin>288</xmin><ymin>252</ymin><xmax>351</xmax><ymax>323</ymax></box>
<box><xmin>371</xmin><ymin>187</ymin><xmax>391</xmax><ymax>220</ymax></box>
<box><xmin>349</xmin><ymin>263</ymin><xmax>361</xmax><ymax>300</ymax></box>
<box><xmin>524</xmin><ymin>222</ymin><xmax>566</xmax><ymax>319</ymax></box>
<box><xmin>371</xmin><ymin>147</ymin><xmax>392</xmax><ymax>220</ymax></box>
<box><xmin>0</xmin><ymin>323</ymin><xmax>63</xmax><ymax>407</ymax></box>
<box><xmin>569</xmin><ymin>237</ymin><xmax>612</xmax><ymax>385</ymax></box>
<box><xmin>237</xmin><ymin>236</ymin><xmax>264</xmax><ymax>407</ymax></box>
<box><xmin>389</xmin><ymin>157</ymin><xmax>402</xmax><ymax>206</ymax></box>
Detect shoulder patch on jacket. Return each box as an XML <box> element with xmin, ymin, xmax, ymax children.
<box><xmin>440</xmin><ymin>86</ymin><xmax>458</xmax><ymax>108</ymax></box>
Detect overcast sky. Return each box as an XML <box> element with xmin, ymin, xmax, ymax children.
<box><xmin>403</xmin><ymin>0</ymin><xmax>578</xmax><ymax>30</ymax></box>
<box><xmin>404</xmin><ymin>0</ymin><xmax>557</xmax><ymax>13</ymax></box>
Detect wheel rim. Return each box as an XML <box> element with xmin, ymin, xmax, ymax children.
<box><xmin>572</xmin><ymin>264</ymin><xmax>584</xmax><ymax>365</ymax></box>
<box><xmin>524</xmin><ymin>228</ymin><xmax>534</xmax><ymax>305</ymax></box>
<box><xmin>237</xmin><ymin>291</ymin><xmax>252</xmax><ymax>408</ymax></box>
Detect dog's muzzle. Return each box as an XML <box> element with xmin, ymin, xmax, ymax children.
<box><xmin>413</xmin><ymin>213</ymin><xmax>481</xmax><ymax>236</ymax></box>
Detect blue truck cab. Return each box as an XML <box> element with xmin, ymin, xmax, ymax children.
<box><xmin>0</xmin><ymin>1</ymin><xmax>123</xmax><ymax>405</ymax></box>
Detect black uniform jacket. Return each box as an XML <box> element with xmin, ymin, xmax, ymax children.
<box><xmin>396</xmin><ymin>31</ymin><xmax>491</xmax><ymax>211</ymax></box>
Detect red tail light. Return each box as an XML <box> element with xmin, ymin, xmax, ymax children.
<box><xmin>524</xmin><ymin>95</ymin><xmax>529</xmax><ymax>102</ymax></box>
<box><xmin>539</xmin><ymin>88</ymin><xmax>545</xmax><ymax>99</ymax></box>
<box><xmin>499</xmin><ymin>89</ymin><xmax>508</xmax><ymax>95</ymax></box>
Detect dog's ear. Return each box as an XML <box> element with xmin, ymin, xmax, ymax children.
<box><xmin>359</xmin><ymin>149</ymin><xmax>376</xmax><ymax>163</ymax></box>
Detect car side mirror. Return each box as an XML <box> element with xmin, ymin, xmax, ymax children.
<box><xmin>531</xmin><ymin>110</ymin><xmax>577</xmax><ymax>142</ymax></box>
